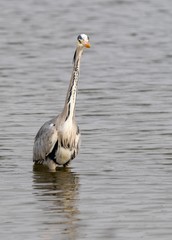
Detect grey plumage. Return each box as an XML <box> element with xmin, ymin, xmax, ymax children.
<box><xmin>33</xmin><ymin>34</ymin><xmax>90</xmax><ymax>170</ymax></box>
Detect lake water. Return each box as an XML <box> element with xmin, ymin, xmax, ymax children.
<box><xmin>1</xmin><ymin>0</ymin><xmax>172</xmax><ymax>239</ymax></box>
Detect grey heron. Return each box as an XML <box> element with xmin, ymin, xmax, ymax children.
<box><xmin>33</xmin><ymin>34</ymin><xmax>90</xmax><ymax>170</ymax></box>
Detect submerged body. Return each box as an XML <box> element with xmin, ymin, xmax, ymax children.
<box><xmin>33</xmin><ymin>34</ymin><xmax>90</xmax><ymax>170</ymax></box>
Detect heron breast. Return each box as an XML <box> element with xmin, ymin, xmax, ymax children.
<box><xmin>56</xmin><ymin>147</ymin><xmax>74</xmax><ymax>165</ymax></box>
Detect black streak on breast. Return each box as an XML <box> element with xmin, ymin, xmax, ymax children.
<box><xmin>47</xmin><ymin>140</ymin><xmax>58</xmax><ymax>163</ymax></box>
<box><xmin>65</xmin><ymin>103</ymin><xmax>71</xmax><ymax>121</ymax></box>
<box><xmin>67</xmin><ymin>89</ymin><xmax>72</xmax><ymax>103</ymax></box>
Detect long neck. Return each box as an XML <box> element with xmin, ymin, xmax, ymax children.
<box><xmin>62</xmin><ymin>46</ymin><xmax>84</xmax><ymax>122</ymax></box>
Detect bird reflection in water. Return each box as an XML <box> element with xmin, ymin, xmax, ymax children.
<box><xmin>32</xmin><ymin>166</ymin><xmax>80</xmax><ymax>240</ymax></box>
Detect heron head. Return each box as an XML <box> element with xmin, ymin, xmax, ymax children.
<box><xmin>77</xmin><ymin>34</ymin><xmax>91</xmax><ymax>48</ymax></box>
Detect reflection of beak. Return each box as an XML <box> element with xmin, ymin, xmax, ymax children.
<box><xmin>84</xmin><ymin>42</ymin><xmax>91</xmax><ymax>48</ymax></box>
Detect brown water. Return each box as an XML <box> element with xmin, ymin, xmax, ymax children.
<box><xmin>1</xmin><ymin>0</ymin><xmax>172</xmax><ymax>239</ymax></box>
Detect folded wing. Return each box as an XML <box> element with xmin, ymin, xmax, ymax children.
<box><xmin>33</xmin><ymin>119</ymin><xmax>58</xmax><ymax>163</ymax></box>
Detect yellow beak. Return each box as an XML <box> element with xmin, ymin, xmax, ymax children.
<box><xmin>84</xmin><ymin>42</ymin><xmax>91</xmax><ymax>48</ymax></box>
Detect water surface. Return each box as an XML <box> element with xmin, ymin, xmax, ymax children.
<box><xmin>1</xmin><ymin>0</ymin><xmax>172</xmax><ymax>239</ymax></box>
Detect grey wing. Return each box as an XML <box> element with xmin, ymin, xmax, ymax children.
<box><xmin>33</xmin><ymin>119</ymin><xmax>58</xmax><ymax>162</ymax></box>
